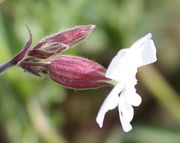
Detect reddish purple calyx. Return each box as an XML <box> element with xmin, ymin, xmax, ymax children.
<box><xmin>48</xmin><ymin>56</ymin><xmax>110</xmax><ymax>89</ymax></box>
<box><xmin>28</xmin><ymin>43</ymin><xmax>68</xmax><ymax>59</ymax></box>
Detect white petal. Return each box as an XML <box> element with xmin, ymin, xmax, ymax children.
<box><xmin>127</xmin><ymin>33</ymin><xmax>157</xmax><ymax>67</ymax></box>
<box><xmin>105</xmin><ymin>33</ymin><xmax>157</xmax><ymax>81</ymax></box>
<box><xmin>133</xmin><ymin>39</ymin><xmax>157</xmax><ymax>67</ymax></box>
<box><xmin>105</xmin><ymin>48</ymin><xmax>138</xmax><ymax>81</ymax></box>
<box><xmin>130</xmin><ymin>33</ymin><xmax>152</xmax><ymax>50</ymax></box>
<box><xmin>96</xmin><ymin>83</ymin><xmax>123</xmax><ymax>128</ymax></box>
<box><xmin>119</xmin><ymin>93</ymin><xmax>134</xmax><ymax>122</ymax></box>
<box><xmin>118</xmin><ymin>93</ymin><xmax>134</xmax><ymax>132</ymax></box>
<box><xmin>126</xmin><ymin>93</ymin><xmax>142</xmax><ymax>106</ymax></box>
<box><xmin>124</xmin><ymin>85</ymin><xmax>142</xmax><ymax>106</ymax></box>
<box><xmin>119</xmin><ymin>113</ymin><xmax>132</xmax><ymax>132</ymax></box>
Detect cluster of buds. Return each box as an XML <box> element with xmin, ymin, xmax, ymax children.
<box><xmin>0</xmin><ymin>25</ymin><xmax>110</xmax><ymax>89</ymax></box>
<box><xmin>0</xmin><ymin>24</ymin><xmax>157</xmax><ymax>132</ymax></box>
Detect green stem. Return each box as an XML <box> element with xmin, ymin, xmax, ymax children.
<box><xmin>27</xmin><ymin>98</ymin><xmax>68</xmax><ymax>143</ymax></box>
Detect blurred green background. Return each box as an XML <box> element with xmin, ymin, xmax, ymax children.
<box><xmin>0</xmin><ymin>0</ymin><xmax>180</xmax><ymax>143</ymax></box>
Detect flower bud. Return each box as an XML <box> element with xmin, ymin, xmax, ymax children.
<box><xmin>48</xmin><ymin>56</ymin><xmax>110</xmax><ymax>89</ymax></box>
<box><xmin>28</xmin><ymin>25</ymin><xmax>95</xmax><ymax>58</ymax></box>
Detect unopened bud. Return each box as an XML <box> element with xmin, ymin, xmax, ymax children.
<box><xmin>48</xmin><ymin>56</ymin><xmax>110</xmax><ymax>89</ymax></box>
<box><xmin>28</xmin><ymin>25</ymin><xmax>95</xmax><ymax>58</ymax></box>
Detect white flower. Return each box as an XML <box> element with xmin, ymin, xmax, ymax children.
<box><xmin>96</xmin><ymin>33</ymin><xmax>157</xmax><ymax>132</ymax></box>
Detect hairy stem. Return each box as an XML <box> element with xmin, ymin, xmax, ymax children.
<box><xmin>0</xmin><ymin>61</ymin><xmax>14</xmax><ymax>74</ymax></box>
